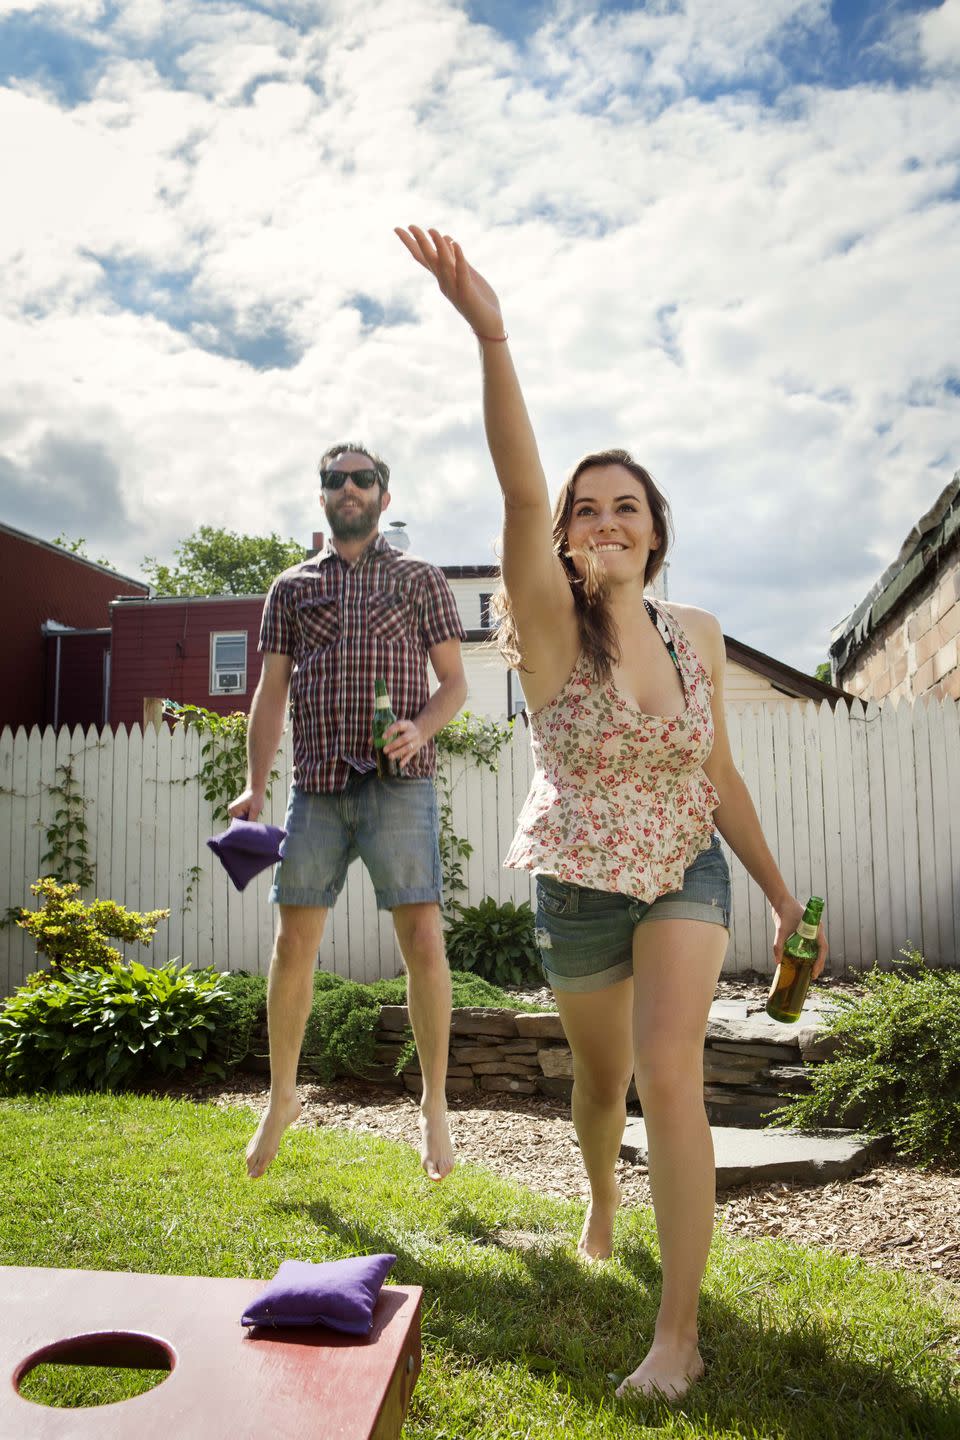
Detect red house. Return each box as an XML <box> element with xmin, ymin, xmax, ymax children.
<box><xmin>4</xmin><ymin>528</ymin><xmax>330</xmax><ymax>731</ymax></box>
<box><xmin>108</xmin><ymin>593</ymin><xmax>266</xmax><ymax>728</ymax></box>
<box><xmin>0</xmin><ymin>522</ymin><xmax>149</xmax><ymax>731</ymax></box>
<box><xmin>6</xmin><ymin>520</ymin><xmax>851</xmax><ymax>732</ymax></box>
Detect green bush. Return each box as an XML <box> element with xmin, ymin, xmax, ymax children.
<box><xmin>217</xmin><ymin>971</ymin><xmax>268</xmax><ymax>1069</ymax></box>
<box><xmin>213</xmin><ymin>969</ymin><xmax>547</xmax><ymax>1078</ymax></box>
<box><xmin>162</xmin><ymin>702</ymin><xmax>279</xmax><ymax>822</ymax></box>
<box><xmin>297</xmin><ymin>968</ymin><xmax>547</xmax><ymax>1079</ymax></box>
<box><xmin>444</xmin><ymin>897</ymin><xmax>542</xmax><ymax>988</ymax></box>
<box><xmin>371</xmin><ymin>972</ymin><xmax>537</xmax><ymax>1009</ymax></box>
<box><xmin>0</xmin><ymin>962</ymin><xmax>232</xmax><ymax>1093</ymax></box>
<box><xmin>218</xmin><ymin>972</ymin><xmax>392</xmax><ymax>1082</ymax></box>
<box><xmin>301</xmin><ymin>981</ymin><xmax>384</xmax><ymax>1081</ymax></box>
<box><xmin>775</xmin><ymin>949</ymin><xmax>960</xmax><ymax>1167</ymax></box>
<box><xmin>15</xmin><ymin>878</ymin><xmax>169</xmax><ymax>975</ymax></box>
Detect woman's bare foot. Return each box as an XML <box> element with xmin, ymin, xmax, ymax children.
<box><xmin>578</xmin><ymin>1183</ymin><xmax>621</xmax><ymax>1260</ymax></box>
<box><xmin>418</xmin><ymin>1104</ymin><xmax>455</xmax><ymax>1181</ymax></box>
<box><xmin>615</xmin><ymin>1338</ymin><xmax>704</xmax><ymax>1401</ymax></box>
<box><xmin>246</xmin><ymin>1094</ymin><xmax>302</xmax><ymax>1179</ymax></box>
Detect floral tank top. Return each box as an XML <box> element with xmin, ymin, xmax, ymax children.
<box><xmin>504</xmin><ymin>599</ymin><xmax>721</xmax><ymax>902</ymax></box>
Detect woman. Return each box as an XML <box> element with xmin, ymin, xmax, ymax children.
<box><xmin>396</xmin><ymin>226</ymin><xmax>827</xmax><ymax>1401</ymax></box>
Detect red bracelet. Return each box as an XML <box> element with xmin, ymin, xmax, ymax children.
<box><xmin>474</xmin><ymin>329</ymin><xmax>509</xmax><ymax>343</ymax></box>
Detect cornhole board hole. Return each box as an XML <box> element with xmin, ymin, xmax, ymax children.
<box><xmin>1</xmin><ymin>1266</ymin><xmax>422</xmax><ymax>1439</ymax></box>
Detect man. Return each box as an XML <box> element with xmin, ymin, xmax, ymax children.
<box><xmin>229</xmin><ymin>442</ymin><xmax>467</xmax><ymax>1181</ymax></box>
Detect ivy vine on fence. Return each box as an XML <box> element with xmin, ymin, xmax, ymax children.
<box><xmin>5</xmin><ymin>709</ymin><xmax>512</xmax><ymax>930</ymax></box>
<box><xmin>42</xmin><ymin>758</ymin><xmax>95</xmax><ymax>891</ymax></box>
<box><xmin>1</xmin><ymin>751</ymin><xmax>97</xmax><ymax>930</ymax></box>
<box><xmin>435</xmin><ymin>712</ymin><xmax>514</xmax><ymax>915</ymax></box>
<box><xmin>162</xmin><ymin>701</ymin><xmax>280</xmax><ymax>823</ymax></box>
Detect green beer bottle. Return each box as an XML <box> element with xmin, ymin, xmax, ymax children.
<box><xmin>373</xmin><ymin>677</ymin><xmax>402</xmax><ymax>779</ymax></box>
<box><xmin>766</xmin><ymin>896</ymin><xmax>824</xmax><ymax>1023</ymax></box>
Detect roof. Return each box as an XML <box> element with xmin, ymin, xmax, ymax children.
<box><xmin>111</xmin><ymin>593</ymin><xmax>267</xmax><ymax>607</ymax></box>
<box><xmin>0</xmin><ymin>520</ymin><xmax>149</xmax><ymax>591</ymax></box>
<box><xmin>830</xmin><ymin>469</ymin><xmax>960</xmax><ymax>675</ymax></box>
<box><xmin>441</xmin><ymin>565</ymin><xmax>500</xmax><ymax>579</ymax></box>
<box><xmin>106</xmin><ymin>548</ymin><xmax>496</xmax><ymax>608</ymax></box>
<box><xmin>724</xmin><ymin>635</ymin><xmax>853</xmax><ymax>705</ymax></box>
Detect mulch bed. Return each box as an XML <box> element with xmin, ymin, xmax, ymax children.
<box><xmin>169</xmin><ymin>971</ymin><xmax>960</xmax><ymax>1295</ymax></box>
<box><xmin>190</xmin><ymin>1070</ymin><xmax>960</xmax><ymax>1291</ymax></box>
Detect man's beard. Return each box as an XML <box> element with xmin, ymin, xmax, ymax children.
<box><xmin>325</xmin><ymin>493</ymin><xmax>381</xmax><ymax>541</ymax></box>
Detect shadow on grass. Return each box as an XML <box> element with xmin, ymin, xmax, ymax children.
<box><xmin>273</xmin><ymin>1194</ymin><xmax>960</xmax><ymax>1440</ymax></box>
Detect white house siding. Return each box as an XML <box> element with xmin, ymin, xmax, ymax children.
<box><xmin>724</xmin><ymin>659</ymin><xmax>800</xmax><ymax>708</ymax></box>
<box><xmin>460</xmin><ymin>643</ymin><xmax>514</xmax><ymax>718</ymax></box>
<box><xmin>429</xmin><ymin>643</ymin><xmax>512</xmax><ymax>719</ymax></box>
<box><xmin>445</xmin><ymin>576</ymin><xmax>498</xmax><ymax>631</ymax></box>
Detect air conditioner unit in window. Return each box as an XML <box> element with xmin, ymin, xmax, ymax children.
<box><xmin>215</xmin><ymin>670</ymin><xmax>243</xmax><ymax>692</ymax></box>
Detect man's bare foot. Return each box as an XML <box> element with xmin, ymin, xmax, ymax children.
<box><xmin>615</xmin><ymin>1338</ymin><xmax>704</xmax><ymax>1401</ymax></box>
<box><xmin>418</xmin><ymin>1104</ymin><xmax>455</xmax><ymax>1181</ymax></box>
<box><xmin>246</xmin><ymin>1094</ymin><xmax>302</xmax><ymax>1179</ymax></box>
<box><xmin>577</xmin><ymin>1184</ymin><xmax>621</xmax><ymax>1260</ymax></box>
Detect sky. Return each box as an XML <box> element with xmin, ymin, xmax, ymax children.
<box><xmin>0</xmin><ymin>0</ymin><xmax>958</xmax><ymax>673</ymax></box>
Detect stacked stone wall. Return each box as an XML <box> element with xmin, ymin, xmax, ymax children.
<box><xmin>247</xmin><ymin>1005</ymin><xmax>836</xmax><ymax>1127</ymax></box>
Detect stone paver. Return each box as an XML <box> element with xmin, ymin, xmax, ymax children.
<box><xmin>620</xmin><ymin>1118</ymin><xmax>889</xmax><ymax>1190</ymax></box>
<box><xmin>708</xmin><ymin>1000</ymin><xmax>748</xmax><ymax>1020</ymax></box>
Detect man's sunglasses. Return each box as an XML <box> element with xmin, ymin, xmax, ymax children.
<box><xmin>320</xmin><ymin>468</ymin><xmax>383</xmax><ymax>491</ymax></box>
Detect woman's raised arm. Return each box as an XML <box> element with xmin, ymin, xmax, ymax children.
<box><xmin>396</xmin><ymin>225</ymin><xmax>573</xmax><ymax>644</ymax></box>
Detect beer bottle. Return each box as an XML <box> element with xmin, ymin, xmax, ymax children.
<box><xmin>373</xmin><ymin>678</ymin><xmax>402</xmax><ymax>779</ymax></box>
<box><xmin>766</xmin><ymin>896</ymin><xmax>824</xmax><ymax>1023</ymax></box>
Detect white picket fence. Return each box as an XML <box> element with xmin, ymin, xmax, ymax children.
<box><xmin>1</xmin><ymin>699</ymin><xmax>959</xmax><ymax>994</ymax></box>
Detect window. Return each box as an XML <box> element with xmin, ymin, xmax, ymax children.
<box><xmin>210</xmin><ymin>632</ymin><xmax>248</xmax><ymax>695</ymax></box>
<box><xmin>479</xmin><ymin>592</ymin><xmax>492</xmax><ymax>629</ymax></box>
<box><xmin>507</xmin><ymin>668</ymin><xmax>527</xmax><ymax>720</ymax></box>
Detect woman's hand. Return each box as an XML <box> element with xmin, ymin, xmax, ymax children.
<box><xmin>395</xmin><ymin>226</ymin><xmax>505</xmax><ymax>340</ymax></box>
<box><xmin>772</xmin><ymin>894</ymin><xmax>829</xmax><ymax>979</ymax></box>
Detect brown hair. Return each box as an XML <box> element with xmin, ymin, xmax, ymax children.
<box><xmin>318</xmin><ymin>441</ymin><xmax>390</xmax><ymax>489</ymax></box>
<box><xmin>493</xmin><ymin>448</ymin><xmax>672</xmax><ymax>682</ymax></box>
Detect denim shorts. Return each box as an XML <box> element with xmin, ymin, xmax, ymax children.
<box><xmin>534</xmin><ymin>834</ymin><xmax>731</xmax><ymax>993</ymax></box>
<box><xmin>269</xmin><ymin>773</ymin><xmax>442</xmax><ymax>910</ymax></box>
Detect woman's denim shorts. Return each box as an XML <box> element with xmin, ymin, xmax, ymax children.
<box><xmin>534</xmin><ymin>834</ymin><xmax>731</xmax><ymax>993</ymax></box>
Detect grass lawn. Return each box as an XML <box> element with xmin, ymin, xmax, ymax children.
<box><xmin>1</xmin><ymin>1093</ymin><xmax>958</xmax><ymax>1439</ymax></box>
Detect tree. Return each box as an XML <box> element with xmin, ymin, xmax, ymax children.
<box><xmin>52</xmin><ymin>534</ymin><xmax>117</xmax><ymax>571</ymax></box>
<box><xmin>814</xmin><ymin>661</ymin><xmax>832</xmax><ymax>684</ymax></box>
<box><xmin>142</xmin><ymin>526</ymin><xmax>307</xmax><ymax>596</ymax></box>
<box><xmin>53</xmin><ymin>533</ymin><xmax>88</xmax><ymax>555</ymax></box>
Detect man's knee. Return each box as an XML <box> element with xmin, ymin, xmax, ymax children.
<box><xmin>274</xmin><ymin>907</ymin><xmax>327</xmax><ymax>966</ymax></box>
<box><xmin>393</xmin><ymin>903</ymin><xmax>444</xmax><ymax>963</ymax></box>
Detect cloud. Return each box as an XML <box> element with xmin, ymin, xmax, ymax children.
<box><xmin>880</xmin><ymin>0</ymin><xmax>960</xmax><ymax>78</ymax></box>
<box><xmin>920</xmin><ymin>0</ymin><xmax>960</xmax><ymax>72</ymax></box>
<box><xmin>0</xmin><ymin>430</ymin><xmax>132</xmax><ymax>545</ymax></box>
<box><xmin>0</xmin><ymin>0</ymin><xmax>957</xmax><ymax>676</ymax></box>
<box><xmin>529</xmin><ymin>0</ymin><xmax>833</xmax><ymax>108</ymax></box>
<box><xmin>0</xmin><ymin>1</ymin><xmax>106</xmax><ymax>19</ymax></box>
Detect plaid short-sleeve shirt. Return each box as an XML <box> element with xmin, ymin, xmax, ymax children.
<box><xmin>259</xmin><ymin>533</ymin><xmax>466</xmax><ymax>793</ymax></box>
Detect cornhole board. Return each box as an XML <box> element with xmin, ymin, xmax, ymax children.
<box><xmin>1</xmin><ymin>1266</ymin><xmax>422</xmax><ymax>1439</ymax></box>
